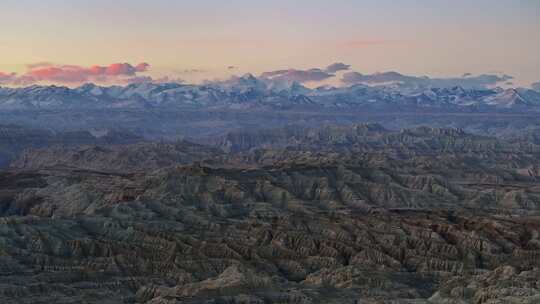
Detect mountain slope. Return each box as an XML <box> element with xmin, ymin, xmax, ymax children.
<box><xmin>2</xmin><ymin>81</ymin><xmax>540</xmax><ymax>111</ymax></box>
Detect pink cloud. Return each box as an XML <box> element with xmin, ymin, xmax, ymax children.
<box><xmin>0</xmin><ymin>62</ymin><xmax>151</xmax><ymax>85</ymax></box>
<box><xmin>178</xmin><ymin>39</ymin><xmax>260</xmax><ymax>48</ymax></box>
<box><xmin>0</xmin><ymin>72</ymin><xmax>17</xmax><ymax>84</ymax></box>
<box><xmin>29</xmin><ymin>66</ymin><xmax>89</xmax><ymax>83</ymax></box>
<box><xmin>260</xmin><ymin>68</ymin><xmax>334</xmax><ymax>83</ymax></box>
<box><xmin>341</xmin><ymin>40</ymin><xmax>397</xmax><ymax>48</ymax></box>
<box><xmin>124</xmin><ymin>76</ymin><xmax>154</xmax><ymax>84</ymax></box>
<box><xmin>98</xmin><ymin>62</ymin><xmax>149</xmax><ymax>76</ymax></box>
<box><xmin>26</xmin><ymin>62</ymin><xmax>55</xmax><ymax>69</ymax></box>
<box><xmin>124</xmin><ymin>75</ymin><xmax>184</xmax><ymax>84</ymax></box>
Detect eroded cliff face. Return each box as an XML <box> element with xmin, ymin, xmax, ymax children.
<box><xmin>11</xmin><ymin>141</ymin><xmax>223</xmax><ymax>173</ymax></box>
<box><xmin>0</xmin><ymin>124</ymin><xmax>143</xmax><ymax>169</ymax></box>
<box><xmin>1</xmin><ymin>160</ymin><xmax>539</xmax><ymax>303</ymax></box>
<box><xmin>1</xmin><ymin>125</ymin><xmax>540</xmax><ymax>303</ymax></box>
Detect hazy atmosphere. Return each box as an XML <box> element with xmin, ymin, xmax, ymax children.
<box><xmin>1</xmin><ymin>0</ymin><xmax>539</xmax><ymax>86</ymax></box>
<box><xmin>2</xmin><ymin>2</ymin><xmax>540</xmax><ymax>303</ymax></box>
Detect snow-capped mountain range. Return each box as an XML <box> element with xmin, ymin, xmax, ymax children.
<box><xmin>1</xmin><ymin>74</ymin><xmax>540</xmax><ymax>111</ymax></box>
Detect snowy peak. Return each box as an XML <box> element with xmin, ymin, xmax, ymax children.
<box><xmin>1</xmin><ymin>82</ymin><xmax>540</xmax><ymax>111</ymax></box>
<box><xmin>485</xmin><ymin>88</ymin><xmax>530</xmax><ymax>108</ymax></box>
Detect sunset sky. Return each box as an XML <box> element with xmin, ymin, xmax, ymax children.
<box><xmin>1</xmin><ymin>0</ymin><xmax>539</xmax><ymax>86</ymax></box>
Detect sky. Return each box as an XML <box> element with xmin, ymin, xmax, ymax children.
<box><xmin>0</xmin><ymin>0</ymin><xmax>539</xmax><ymax>86</ymax></box>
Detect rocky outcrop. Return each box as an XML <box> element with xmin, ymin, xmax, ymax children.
<box><xmin>0</xmin><ymin>124</ymin><xmax>143</xmax><ymax>168</ymax></box>
<box><xmin>2</xmin><ymin>125</ymin><xmax>540</xmax><ymax>303</ymax></box>
<box><xmin>1</xmin><ymin>160</ymin><xmax>539</xmax><ymax>302</ymax></box>
<box><xmin>12</xmin><ymin>141</ymin><xmax>223</xmax><ymax>172</ymax></box>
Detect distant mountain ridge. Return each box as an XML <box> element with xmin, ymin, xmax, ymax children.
<box><xmin>1</xmin><ymin>76</ymin><xmax>540</xmax><ymax>111</ymax></box>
